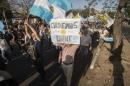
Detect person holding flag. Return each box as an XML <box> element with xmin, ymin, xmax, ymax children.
<box><xmin>24</xmin><ymin>18</ymin><xmax>46</xmax><ymax>80</ymax></box>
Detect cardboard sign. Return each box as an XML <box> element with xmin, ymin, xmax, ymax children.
<box><xmin>50</xmin><ymin>19</ymin><xmax>81</xmax><ymax>44</ymax></box>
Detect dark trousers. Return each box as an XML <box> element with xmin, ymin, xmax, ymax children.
<box><xmin>34</xmin><ymin>58</ymin><xmax>45</xmax><ymax>79</ymax></box>
<box><xmin>0</xmin><ymin>57</ymin><xmax>6</xmax><ymax>70</ymax></box>
<box><xmin>80</xmin><ymin>46</ymin><xmax>89</xmax><ymax>60</ymax></box>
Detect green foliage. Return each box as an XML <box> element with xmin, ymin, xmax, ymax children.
<box><xmin>125</xmin><ymin>2</ymin><xmax>130</xmax><ymax>18</ymax></box>
<box><xmin>80</xmin><ymin>8</ymin><xmax>89</xmax><ymax>18</ymax></box>
<box><xmin>108</xmin><ymin>11</ymin><xmax>116</xmax><ymax>18</ymax></box>
<box><xmin>0</xmin><ymin>0</ymin><xmax>10</xmax><ymax>10</ymax></box>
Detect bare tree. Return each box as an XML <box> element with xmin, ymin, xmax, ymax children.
<box><xmin>7</xmin><ymin>0</ymin><xmax>34</xmax><ymax>17</ymax></box>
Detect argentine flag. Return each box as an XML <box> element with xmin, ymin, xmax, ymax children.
<box><xmin>52</xmin><ymin>5</ymin><xmax>65</xmax><ymax>19</ymax></box>
<box><xmin>30</xmin><ymin>0</ymin><xmax>53</xmax><ymax>23</ymax></box>
<box><xmin>48</xmin><ymin>0</ymin><xmax>72</xmax><ymax>12</ymax></box>
<box><xmin>0</xmin><ymin>21</ymin><xmax>4</xmax><ymax>32</ymax></box>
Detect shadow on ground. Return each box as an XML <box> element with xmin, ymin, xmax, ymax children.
<box><xmin>71</xmin><ymin>48</ymin><xmax>93</xmax><ymax>86</ymax></box>
<box><xmin>109</xmin><ymin>41</ymin><xmax>124</xmax><ymax>86</ymax></box>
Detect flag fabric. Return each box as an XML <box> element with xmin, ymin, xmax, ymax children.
<box><xmin>96</xmin><ymin>13</ymin><xmax>114</xmax><ymax>28</ymax></box>
<box><xmin>48</xmin><ymin>0</ymin><xmax>72</xmax><ymax>12</ymax></box>
<box><xmin>0</xmin><ymin>21</ymin><xmax>4</xmax><ymax>32</ymax></box>
<box><xmin>30</xmin><ymin>0</ymin><xmax>72</xmax><ymax>23</ymax></box>
<box><xmin>105</xmin><ymin>13</ymin><xmax>114</xmax><ymax>28</ymax></box>
<box><xmin>30</xmin><ymin>0</ymin><xmax>53</xmax><ymax>23</ymax></box>
<box><xmin>52</xmin><ymin>5</ymin><xmax>65</xmax><ymax>19</ymax></box>
<box><xmin>103</xmin><ymin>37</ymin><xmax>113</xmax><ymax>42</ymax></box>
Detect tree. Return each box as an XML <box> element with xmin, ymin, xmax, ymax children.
<box><xmin>125</xmin><ymin>0</ymin><xmax>130</xmax><ymax>18</ymax></box>
<box><xmin>7</xmin><ymin>0</ymin><xmax>34</xmax><ymax>18</ymax></box>
<box><xmin>108</xmin><ymin>11</ymin><xmax>116</xmax><ymax>18</ymax></box>
<box><xmin>85</xmin><ymin>0</ymin><xmax>96</xmax><ymax>16</ymax></box>
<box><xmin>80</xmin><ymin>7</ymin><xmax>89</xmax><ymax>18</ymax></box>
<box><xmin>112</xmin><ymin>0</ymin><xmax>128</xmax><ymax>51</ymax></box>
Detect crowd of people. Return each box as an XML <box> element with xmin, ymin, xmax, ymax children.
<box><xmin>0</xmin><ymin>12</ymin><xmax>113</xmax><ymax>86</ymax></box>
<box><xmin>0</xmin><ymin>16</ymin><xmax>53</xmax><ymax>85</ymax></box>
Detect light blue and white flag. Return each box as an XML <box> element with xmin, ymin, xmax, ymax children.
<box><xmin>48</xmin><ymin>0</ymin><xmax>72</xmax><ymax>12</ymax></box>
<box><xmin>52</xmin><ymin>5</ymin><xmax>65</xmax><ymax>19</ymax></box>
<box><xmin>30</xmin><ymin>0</ymin><xmax>53</xmax><ymax>23</ymax></box>
<box><xmin>0</xmin><ymin>21</ymin><xmax>4</xmax><ymax>32</ymax></box>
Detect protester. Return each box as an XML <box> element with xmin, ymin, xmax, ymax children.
<box><xmin>99</xmin><ymin>26</ymin><xmax>109</xmax><ymax>39</ymax></box>
<box><xmin>9</xmin><ymin>31</ymin><xmax>22</xmax><ymax>58</ymax></box>
<box><xmin>59</xmin><ymin>44</ymin><xmax>79</xmax><ymax>86</ymax></box>
<box><xmin>80</xmin><ymin>26</ymin><xmax>92</xmax><ymax>59</ymax></box>
<box><xmin>24</xmin><ymin>19</ymin><xmax>46</xmax><ymax>80</ymax></box>
<box><xmin>0</xmin><ymin>32</ymin><xmax>12</xmax><ymax>64</ymax></box>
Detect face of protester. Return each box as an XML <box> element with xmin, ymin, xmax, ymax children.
<box><xmin>84</xmin><ymin>22</ymin><xmax>89</xmax><ymax>27</ymax></box>
<box><xmin>89</xmin><ymin>23</ymin><xmax>92</xmax><ymax>28</ymax></box>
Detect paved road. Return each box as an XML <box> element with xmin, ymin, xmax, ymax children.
<box><xmin>5</xmin><ymin>47</ymin><xmax>91</xmax><ymax>86</ymax></box>
<box><xmin>5</xmin><ymin>47</ymin><xmax>66</xmax><ymax>86</ymax></box>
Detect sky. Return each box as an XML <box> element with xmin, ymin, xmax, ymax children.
<box><xmin>71</xmin><ymin>0</ymin><xmax>119</xmax><ymax>11</ymax></box>
<box><xmin>71</xmin><ymin>0</ymin><xmax>87</xmax><ymax>9</ymax></box>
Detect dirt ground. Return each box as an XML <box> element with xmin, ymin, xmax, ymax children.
<box><xmin>78</xmin><ymin>39</ymin><xmax>130</xmax><ymax>86</ymax></box>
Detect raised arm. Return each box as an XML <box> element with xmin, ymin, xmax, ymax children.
<box><xmin>24</xmin><ymin>22</ymin><xmax>31</xmax><ymax>39</ymax></box>
<box><xmin>24</xmin><ymin>19</ymin><xmax>40</xmax><ymax>41</ymax></box>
